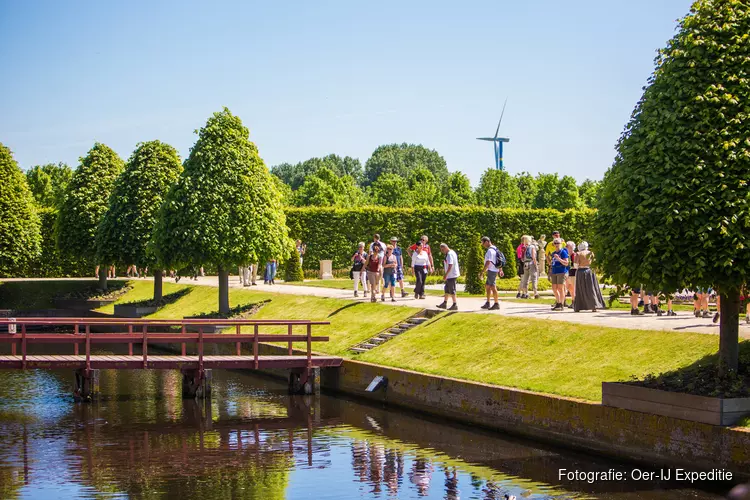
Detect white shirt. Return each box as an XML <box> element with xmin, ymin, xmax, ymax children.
<box><xmin>485</xmin><ymin>246</ymin><xmax>499</xmax><ymax>273</ymax></box>
<box><xmin>443</xmin><ymin>249</ymin><xmax>460</xmax><ymax>279</ymax></box>
<box><xmin>412</xmin><ymin>250</ymin><xmax>430</xmax><ymax>267</ymax></box>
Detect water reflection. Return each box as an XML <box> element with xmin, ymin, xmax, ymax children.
<box><xmin>0</xmin><ymin>369</ymin><xmax>734</xmax><ymax>499</ymax></box>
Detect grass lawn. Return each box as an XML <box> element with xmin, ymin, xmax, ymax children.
<box><xmin>99</xmin><ymin>280</ymin><xmax>418</xmax><ymax>357</ymax></box>
<box><xmin>359</xmin><ymin>312</ymin><xmax>723</xmax><ymax>401</ymax></box>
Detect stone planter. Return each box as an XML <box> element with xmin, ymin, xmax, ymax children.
<box><xmin>113</xmin><ymin>304</ymin><xmax>158</xmax><ymax>318</ymax></box>
<box><xmin>319</xmin><ymin>259</ymin><xmax>333</xmax><ymax>280</ymax></box>
<box><xmin>54</xmin><ymin>298</ymin><xmax>115</xmax><ymax>311</ymax></box>
<box><xmin>602</xmin><ymin>382</ymin><xmax>750</xmax><ymax>426</ymax></box>
<box><xmin>183</xmin><ymin>317</ymin><xmax>229</xmax><ymax>334</ymax></box>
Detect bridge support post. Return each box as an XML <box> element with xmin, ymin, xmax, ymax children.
<box><xmin>288</xmin><ymin>367</ymin><xmax>320</xmax><ymax>395</ymax></box>
<box><xmin>182</xmin><ymin>369</ymin><xmax>212</xmax><ymax>399</ymax></box>
<box><xmin>74</xmin><ymin>369</ymin><xmax>99</xmax><ymax>402</ymax></box>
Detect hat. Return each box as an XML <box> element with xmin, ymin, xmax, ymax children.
<box><xmin>552</xmin><ymin>230</ymin><xmax>560</xmax><ymax>235</ymax></box>
<box><xmin>389</xmin><ymin>236</ymin><xmax>399</xmax><ymax>241</ymax></box>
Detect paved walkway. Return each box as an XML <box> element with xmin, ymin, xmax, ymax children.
<box><xmin>4</xmin><ymin>277</ymin><xmax>748</xmax><ymax>337</ymax></box>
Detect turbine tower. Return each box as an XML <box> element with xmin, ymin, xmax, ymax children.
<box><xmin>477</xmin><ymin>99</ymin><xmax>510</xmax><ymax>170</ymax></box>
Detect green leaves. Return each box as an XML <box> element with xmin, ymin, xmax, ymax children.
<box><xmin>56</xmin><ymin>143</ymin><xmax>124</xmax><ymax>265</ymax></box>
<box><xmin>0</xmin><ymin>143</ymin><xmax>41</xmax><ymax>276</ymax></box>
<box><xmin>364</xmin><ymin>143</ymin><xmax>449</xmax><ymax>186</ymax></box>
<box><xmin>95</xmin><ymin>140</ymin><xmax>182</xmax><ymax>268</ymax></box>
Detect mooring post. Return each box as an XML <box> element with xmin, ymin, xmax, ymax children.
<box><xmin>73</xmin><ymin>368</ymin><xmax>100</xmax><ymax>402</ymax></box>
<box><xmin>181</xmin><ymin>368</ymin><xmax>212</xmax><ymax>399</ymax></box>
<box><xmin>288</xmin><ymin>367</ymin><xmax>320</xmax><ymax>395</ymax></box>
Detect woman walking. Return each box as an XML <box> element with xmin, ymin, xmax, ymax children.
<box><xmin>381</xmin><ymin>245</ymin><xmax>398</xmax><ymax>302</ymax></box>
<box><xmin>365</xmin><ymin>243</ymin><xmax>382</xmax><ymax>303</ymax></box>
<box><xmin>264</xmin><ymin>259</ymin><xmax>277</xmax><ymax>285</ymax></box>
<box><xmin>351</xmin><ymin>242</ymin><xmax>368</xmax><ymax>297</ymax></box>
<box><xmin>411</xmin><ymin>241</ymin><xmax>429</xmax><ymax>300</ymax></box>
<box><xmin>565</xmin><ymin>241</ymin><xmax>577</xmax><ymax>308</ymax></box>
<box><xmin>519</xmin><ymin>235</ymin><xmax>539</xmax><ymax>299</ymax></box>
<box><xmin>573</xmin><ymin>241</ymin><xmax>605</xmax><ymax>312</ymax></box>
<box><xmin>549</xmin><ymin>238</ymin><xmax>569</xmax><ymax>311</ymax></box>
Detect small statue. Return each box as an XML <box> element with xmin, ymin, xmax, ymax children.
<box><xmin>536</xmin><ymin>234</ymin><xmax>547</xmax><ymax>277</ymax></box>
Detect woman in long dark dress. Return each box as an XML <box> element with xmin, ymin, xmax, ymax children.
<box><xmin>574</xmin><ymin>241</ymin><xmax>606</xmax><ymax>312</ymax></box>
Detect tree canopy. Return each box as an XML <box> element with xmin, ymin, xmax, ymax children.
<box><xmin>533</xmin><ymin>173</ymin><xmax>581</xmax><ymax>210</ymax></box>
<box><xmin>96</xmin><ymin>140</ymin><xmax>182</xmax><ymax>268</ymax></box>
<box><xmin>292</xmin><ymin>166</ymin><xmax>363</xmax><ymax>207</ymax></box>
<box><xmin>592</xmin><ymin>0</ymin><xmax>750</xmax><ymax>371</ymax></box>
<box><xmin>271</xmin><ymin>154</ymin><xmax>362</xmax><ymax>190</ymax></box>
<box><xmin>364</xmin><ymin>143</ymin><xmax>448</xmax><ymax>186</ymax></box>
<box><xmin>26</xmin><ymin>162</ymin><xmax>73</xmax><ymax>208</ymax></box>
<box><xmin>475</xmin><ymin>169</ymin><xmax>521</xmax><ymax>208</ymax></box>
<box><xmin>56</xmin><ymin>143</ymin><xmax>124</xmax><ymax>265</ymax></box>
<box><xmin>0</xmin><ymin>143</ymin><xmax>41</xmax><ymax>276</ymax></box>
<box><xmin>442</xmin><ymin>172</ymin><xmax>475</xmax><ymax>206</ymax></box>
<box><xmin>152</xmin><ymin>108</ymin><xmax>290</xmax><ymax>312</ymax></box>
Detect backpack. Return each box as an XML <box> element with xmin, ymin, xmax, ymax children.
<box><xmin>523</xmin><ymin>244</ymin><xmax>533</xmax><ymax>263</ymax></box>
<box><xmin>490</xmin><ymin>246</ymin><xmax>506</xmax><ymax>269</ymax></box>
<box><xmin>352</xmin><ymin>253</ymin><xmax>364</xmax><ymax>272</ymax></box>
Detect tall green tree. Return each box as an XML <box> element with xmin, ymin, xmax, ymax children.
<box><xmin>515</xmin><ymin>172</ymin><xmax>537</xmax><ymax>208</ymax></box>
<box><xmin>533</xmin><ymin>173</ymin><xmax>581</xmax><ymax>209</ymax></box>
<box><xmin>475</xmin><ymin>169</ymin><xmax>521</xmax><ymax>208</ymax></box>
<box><xmin>57</xmin><ymin>143</ymin><xmax>124</xmax><ymax>289</ymax></box>
<box><xmin>407</xmin><ymin>166</ymin><xmax>442</xmax><ymax>206</ymax></box>
<box><xmin>272</xmin><ymin>154</ymin><xmax>362</xmax><ymax>189</ymax></box>
<box><xmin>0</xmin><ymin>143</ymin><xmax>41</xmax><ymax>276</ymax></box>
<box><xmin>152</xmin><ymin>108</ymin><xmax>291</xmax><ymax>314</ymax></box>
<box><xmin>96</xmin><ymin>141</ymin><xmax>183</xmax><ymax>301</ymax></box>
<box><xmin>442</xmin><ymin>172</ymin><xmax>475</xmax><ymax>206</ymax></box>
<box><xmin>463</xmin><ymin>235</ymin><xmax>484</xmax><ymax>294</ymax></box>
<box><xmin>364</xmin><ymin>143</ymin><xmax>448</xmax><ymax>186</ymax></box>
<box><xmin>26</xmin><ymin>162</ymin><xmax>73</xmax><ymax>208</ymax></box>
<box><xmin>292</xmin><ymin>166</ymin><xmax>363</xmax><ymax>207</ymax></box>
<box><xmin>593</xmin><ymin>0</ymin><xmax>750</xmax><ymax>373</ymax></box>
<box><xmin>368</xmin><ymin>173</ymin><xmax>411</xmax><ymax>207</ymax></box>
<box><xmin>578</xmin><ymin>179</ymin><xmax>601</xmax><ymax>208</ymax></box>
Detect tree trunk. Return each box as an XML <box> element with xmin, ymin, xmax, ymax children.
<box><xmin>718</xmin><ymin>290</ymin><xmax>740</xmax><ymax>375</ymax></box>
<box><xmin>218</xmin><ymin>266</ymin><xmax>230</xmax><ymax>315</ymax></box>
<box><xmin>98</xmin><ymin>266</ymin><xmax>107</xmax><ymax>291</ymax></box>
<box><xmin>153</xmin><ymin>270</ymin><xmax>163</xmax><ymax>302</ymax></box>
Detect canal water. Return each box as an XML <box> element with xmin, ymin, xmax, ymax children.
<box><xmin>0</xmin><ymin>368</ymin><xmax>738</xmax><ymax>499</ymax></box>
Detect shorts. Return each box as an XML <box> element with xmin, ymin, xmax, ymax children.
<box><xmin>486</xmin><ymin>271</ymin><xmax>498</xmax><ymax>286</ymax></box>
<box><xmin>396</xmin><ymin>267</ymin><xmax>404</xmax><ymax>281</ymax></box>
<box><xmin>444</xmin><ymin>278</ymin><xmax>457</xmax><ymax>295</ymax></box>
<box><xmin>551</xmin><ymin>273</ymin><xmax>566</xmax><ymax>285</ymax></box>
<box><xmin>383</xmin><ymin>272</ymin><xmax>396</xmax><ymax>289</ymax></box>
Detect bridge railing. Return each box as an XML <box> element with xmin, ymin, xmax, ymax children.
<box><xmin>0</xmin><ymin>318</ymin><xmax>331</xmax><ymax>371</ymax></box>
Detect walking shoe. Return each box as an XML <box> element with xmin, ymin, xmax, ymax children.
<box><xmin>566</xmin><ymin>303</ymin><xmax>573</xmax><ymax>309</ymax></box>
<box><xmin>668</xmin><ymin>310</ymin><xmax>676</xmax><ymax>316</ymax></box>
<box><xmin>381</xmin><ymin>296</ymin><xmax>385</xmax><ymax>302</ymax></box>
<box><xmin>702</xmin><ymin>311</ymin><xmax>710</xmax><ymax>319</ymax></box>
<box><xmin>553</xmin><ymin>303</ymin><xmax>564</xmax><ymax>311</ymax></box>
<box><xmin>354</xmin><ymin>291</ymin><xmax>358</xmax><ymax>297</ymax></box>
<box><xmin>489</xmin><ymin>303</ymin><xmax>500</xmax><ymax>310</ymax></box>
<box><xmin>401</xmin><ymin>291</ymin><xmax>408</xmax><ymax>298</ymax></box>
<box><xmin>550</xmin><ymin>303</ymin><xmax>558</xmax><ymax>310</ymax></box>
<box><xmin>713</xmin><ymin>312</ymin><xmax>720</xmax><ymax>323</ymax></box>
<box><xmin>534</xmin><ymin>294</ymin><xmax>540</xmax><ymax>299</ymax></box>
<box><xmin>631</xmin><ymin>308</ymin><xmax>643</xmax><ymax>315</ymax></box>
<box><xmin>656</xmin><ymin>309</ymin><xmax>664</xmax><ymax>317</ymax></box>
<box><xmin>638</xmin><ymin>299</ymin><xmax>644</xmax><ymax>307</ymax></box>
<box><xmin>516</xmin><ymin>292</ymin><xmax>521</xmax><ymax>298</ymax></box>
<box><xmin>448</xmin><ymin>303</ymin><xmax>458</xmax><ymax>311</ymax></box>
<box><xmin>391</xmin><ymin>298</ymin><xmax>396</xmax><ymax>303</ymax></box>
<box><xmin>436</xmin><ymin>302</ymin><xmax>447</xmax><ymax>309</ymax></box>
<box><xmin>371</xmin><ymin>297</ymin><xmax>377</xmax><ymax>303</ymax></box>
<box><xmin>694</xmin><ymin>309</ymin><xmax>700</xmax><ymax>318</ymax></box>
<box><xmin>481</xmin><ymin>302</ymin><xmax>491</xmax><ymax>309</ymax></box>
<box><xmin>418</xmin><ymin>295</ymin><xmax>426</xmax><ymax>300</ymax></box>
<box><xmin>644</xmin><ymin>306</ymin><xmax>654</xmax><ymax>314</ymax></box>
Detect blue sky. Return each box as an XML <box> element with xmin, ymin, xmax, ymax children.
<box><xmin>0</xmin><ymin>0</ymin><xmax>692</xmax><ymax>184</ymax></box>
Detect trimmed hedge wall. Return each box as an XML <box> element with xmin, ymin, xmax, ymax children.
<box><xmin>285</xmin><ymin>207</ymin><xmax>595</xmax><ymax>270</ymax></box>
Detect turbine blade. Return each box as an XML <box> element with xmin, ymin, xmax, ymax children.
<box><xmin>494</xmin><ymin>98</ymin><xmax>508</xmax><ymax>139</ymax></box>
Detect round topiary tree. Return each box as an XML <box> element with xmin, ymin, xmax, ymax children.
<box><xmin>463</xmin><ymin>235</ymin><xmax>485</xmax><ymax>295</ymax></box>
<box><xmin>96</xmin><ymin>141</ymin><xmax>183</xmax><ymax>301</ymax></box>
<box><xmin>0</xmin><ymin>143</ymin><xmax>41</xmax><ymax>277</ymax></box>
<box><xmin>500</xmin><ymin>236</ymin><xmax>517</xmax><ymax>279</ymax></box>
<box><xmin>593</xmin><ymin>0</ymin><xmax>750</xmax><ymax>373</ymax></box>
<box><xmin>284</xmin><ymin>254</ymin><xmax>304</xmax><ymax>283</ymax></box>
<box><xmin>57</xmin><ymin>143</ymin><xmax>125</xmax><ymax>289</ymax></box>
<box><xmin>152</xmin><ymin>108</ymin><xmax>291</xmax><ymax>314</ymax></box>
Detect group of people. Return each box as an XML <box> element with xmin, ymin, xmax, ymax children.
<box><xmin>351</xmin><ymin>234</ymin><xmax>462</xmax><ymax>310</ymax></box>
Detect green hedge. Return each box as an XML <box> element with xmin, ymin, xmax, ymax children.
<box><xmin>285</xmin><ymin>207</ymin><xmax>594</xmax><ymax>270</ymax></box>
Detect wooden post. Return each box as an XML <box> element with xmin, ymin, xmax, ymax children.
<box><xmin>236</xmin><ymin>324</ymin><xmax>241</xmax><ymax>356</ymax></box>
<box><xmin>287</xmin><ymin>324</ymin><xmax>293</xmax><ymax>356</ymax></box>
<box><xmin>306</xmin><ymin>323</ymin><xmax>312</xmax><ymax>368</ymax></box>
<box><xmin>198</xmin><ymin>327</ymin><xmax>204</xmax><ymax>372</ymax></box>
<box><xmin>142</xmin><ymin>325</ymin><xmax>148</xmax><ymax>369</ymax></box>
<box><xmin>181</xmin><ymin>324</ymin><xmax>186</xmax><ymax>356</ymax></box>
<box><xmin>84</xmin><ymin>325</ymin><xmax>90</xmax><ymax>375</ymax></box>
<box><xmin>74</xmin><ymin>323</ymin><xmax>79</xmax><ymax>356</ymax></box>
<box><xmin>253</xmin><ymin>324</ymin><xmax>259</xmax><ymax>369</ymax></box>
<box><xmin>128</xmin><ymin>324</ymin><xmax>133</xmax><ymax>356</ymax></box>
<box><xmin>21</xmin><ymin>324</ymin><xmax>26</xmax><ymax>369</ymax></box>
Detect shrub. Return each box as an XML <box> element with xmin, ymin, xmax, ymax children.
<box><xmin>499</xmin><ymin>236</ymin><xmax>517</xmax><ymax>278</ymax></box>
<box><xmin>463</xmin><ymin>236</ymin><xmax>484</xmax><ymax>295</ymax></box>
<box><xmin>284</xmin><ymin>255</ymin><xmax>304</xmax><ymax>282</ymax></box>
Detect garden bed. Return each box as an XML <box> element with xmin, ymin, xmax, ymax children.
<box><xmin>113</xmin><ymin>289</ymin><xmax>190</xmax><ymax>318</ymax></box>
<box><xmin>184</xmin><ymin>300</ymin><xmax>269</xmax><ymax>332</ymax></box>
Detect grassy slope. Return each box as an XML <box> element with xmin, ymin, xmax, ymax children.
<box><xmin>0</xmin><ymin>279</ymin><xmax>130</xmax><ymax>310</ymax></box>
<box><xmin>99</xmin><ymin>281</ymin><xmax>418</xmax><ymax>357</ymax></box>
<box><xmin>359</xmin><ymin>312</ymin><xmax>720</xmax><ymax>401</ymax></box>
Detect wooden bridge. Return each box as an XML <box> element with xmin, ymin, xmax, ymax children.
<box><xmin>0</xmin><ymin>317</ymin><xmax>341</xmax><ymax>400</ymax></box>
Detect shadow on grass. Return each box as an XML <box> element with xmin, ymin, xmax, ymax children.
<box><xmin>120</xmin><ymin>288</ymin><xmax>191</xmax><ymax>308</ymax></box>
<box><xmin>625</xmin><ymin>341</ymin><xmax>750</xmax><ymax>398</ymax></box>
<box><xmin>327</xmin><ymin>302</ymin><xmax>361</xmax><ymax>318</ymax></box>
<box><xmin>187</xmin><ymin>300</ymin><xmax>270</xmax><ymax>320</ymax></box>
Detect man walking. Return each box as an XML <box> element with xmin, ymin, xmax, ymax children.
<box><xmin>481</xmin><ymin>236</ymin><xmax>501</xmax><ymax>310</ymax></box>
<box><xmin>390</xmin><ymin>237</ymin><xmax>408</xmax><ymax>298</ymax></box>
<box><xmin>436</xmin><ymin>243</ymin><xmax>460</xmax><ymax>311</ymax></box>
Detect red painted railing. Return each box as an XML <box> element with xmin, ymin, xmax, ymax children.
<box><xmin>0</xmin><ymin>318</ymin><xmax>332</xmax><ymax>373</ymax></box>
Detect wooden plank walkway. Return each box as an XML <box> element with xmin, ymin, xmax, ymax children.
<box><xmin>0</xmin><ymin>354</ymin><xmax>343</xmax><ymax>370</ymax></box>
